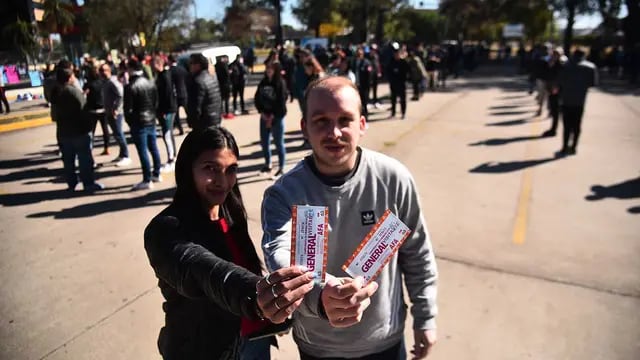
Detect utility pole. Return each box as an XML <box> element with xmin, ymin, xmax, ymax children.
<box><xmin>363</xmin><ymin>0</ymin><xmax>370</xmax><ymax>43</ymax></box>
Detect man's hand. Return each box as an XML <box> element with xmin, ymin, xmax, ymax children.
<box><xmin>320</xmin><ymin>277</ymin><xmax>379</xmax><ymax>328</ymax></box>
<box><xmin>411</xmin><ymin>329</ymin><xmax>437</xmax><ymax>359</ymax></box>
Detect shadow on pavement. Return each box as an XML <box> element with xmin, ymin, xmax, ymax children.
<box><xmin>0</xmin><ymin>185</ymin><xmax>133</xmax><ymax>207</ymax></box>
<box><xmin>469</xmin><ymin>135</ymin><xmax>543</xmax><ymax>146</ymax></box>
<box><xmin>485</xmin><ymin>118</ymin><xmax>529</xmax><ymax>127</ymax></box>
<box><xmin>27</xmin><ymin>187</ymin><xmax>174</xmax><ymax>219</ymax></box>
<box><xmin>489</xmin><ymin>110</ymin><xmax>533</xmax><ymax>116</ymax></box>
<box><xmin>585</xmin><ymin>177</ymin><xmax>640</xmax><ymax>214</ymax></box>
<box><xmin>497</xmin><ymin>94</ymin><xmax>530</xmax><ymax>100</ymax></box>
<box><xmin>469</xmin><ymin>157</ymin><xmax>558</xmax><ymax>173</ymax></box>
<box><xmin>0</xmin><ymin>154</ymin><xmax>60</xmax><ymax>169</ymax></box>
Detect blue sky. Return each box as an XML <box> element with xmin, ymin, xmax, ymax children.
<box><xmin>194</xmin><ymin>0</ymin><xmax>626</xmax><ymax>30</ymax></box>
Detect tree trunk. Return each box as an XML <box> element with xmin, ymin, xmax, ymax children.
<box><xmin>564</xmin><ymin>1</ymin><xmax>576</xmax><ymax>55</ymax></box>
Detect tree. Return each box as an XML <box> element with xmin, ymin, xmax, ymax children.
<box><xmin>42</xmin><ymin>0</ymin><xmax>75</xmax><ymax>34</ymax></box>
<box><xmin>293</xmin><ymin>0</ymin><xmax>338</xmax><ymax>37</ymax></box>
<box><xmin>83</xmin><ymin>0</ymin><xmax>191</xmax><ymax>52</ymax></box>
<box><xmin>2</xmin><ymin>18</ymin><xmax>39</xmax><ymax>64</ymax></box>
<box><xmin>550</xmin><ymin>0</ymin><xmax>597</xmax><ymax>53</ymax></box>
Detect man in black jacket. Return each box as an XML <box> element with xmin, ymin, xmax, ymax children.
<box><xmin>387</xmin><ymin>44</ymin><xmax>410</xmax><ymax>119</ymax></box>
<box><xmin>229</xmin><ymin>54</ymin><xmax>248</xmax><ymax>115</ymax></box>
<box><xmin>187</xmin><ymin>53</ymin><xmax>222</xmax><ymax>129</ymax></box>
<box><xmin>169</xmin><ymin>54</ymin><xmax>188</xmax><ymax>135</ymax></box>
<box><xmin>153</xmin><ymin>56</ymin><xmax>178</xmax><ymax>173</ymax></box>
<box><xmin>353</xmin><ymin>46</ymin><xmax>372</xmax><ymax>119</ymax></box>
<box><xmin>215</xmin><ymin>55</ymin><xmax>233</xmax><ymax>119</ymax></box>
<box><xmin>124</xmin><ymin>59</ymin><xmax>162</xmax><ymax>191</ymax></box>
<box><xmin>51</xmin><ymin>60</ymin><xmax>103</xmax><ymax>192</ymax></box>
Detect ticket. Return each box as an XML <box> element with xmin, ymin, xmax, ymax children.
<box><xmin>290</xmin><ymin>205</ymin><xmax>329</xmax><ymax>284</ymax></box>
<box><xmin>342</xmin><ymin>209</ymin><xmax>411</xmax><ymax>284</ymax></box>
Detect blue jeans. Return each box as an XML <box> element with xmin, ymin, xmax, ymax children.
<box><xmin>259</xmin><ymin>115</ymin><xmax>285</xmax><ymax>169</ymax></box>
<box><xmin>58</xmin><ymin>133</ymin><xmax>95</xmax><ymax>189</ymax></box>
<box><xmin>107</xmin><ymin>113</ymin><xmax>129</xmax><ymax>158</ymax></box>
<box><xmin>240</xmin><ymin>336</ymin><xmax>271</xmax><ymax>360</ymax></box>
<box><xmin>158</xmin><ymin>112</ymin><xmax>176</xmax><ymax>162</ymax></box>
<box><xmin>130</xmin><ymin>125</ymin><xmax>161</xmax><ymax>182</ymax></box>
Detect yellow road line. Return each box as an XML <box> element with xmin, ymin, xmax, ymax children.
<box><xmin>512</xmin><ymin>115</ymin><xmax>542</xmax><ymax>245</ymax></box>
<box><xmin>0</xmin><ymin>116</ymin><xmax>52</xmax><ymax>133</ymax></box>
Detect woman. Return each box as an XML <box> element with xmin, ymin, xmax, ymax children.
<box><xmin>144</xmin><ymin>127</ymin><xmax>314</xmax><ymax>359</ymax></box>
<box><xmin>254</xmin><ymin>62</ymin><xmax>288</xmax><ymax>177</ymax></box>
<box><xmin>303</xmin><ymin>56</ymin><xmax>325</xmax><ymax>83</ymax></box>
<box><xmin>83</xmin><ymin>64</ymin><xmax>110</xmax><ymax>155</ymax></box>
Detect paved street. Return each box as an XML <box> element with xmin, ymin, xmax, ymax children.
<box><xmin>0</xmin><ymin>70</ymin><xmax>638</xmax><ymax>360</ymax></box>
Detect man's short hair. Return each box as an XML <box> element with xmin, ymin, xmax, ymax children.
<box><xmin>127</xmin><ymin>58</ymin><xmax>142</xmax><ymax>71</ymax></box>
<box><xmin>190</xmin><ymin>53</ymin><xmax>209</xmax><ymax>69</ymax></box>
<box><xmin>302</xmin><ymin>76</ymin><xmax>361</xmax><ymax>121</ymax></box>
<box><xmin>55</xmin><ymin>60</ymin><xmax>73</xmax><ymax>84</ymax></box>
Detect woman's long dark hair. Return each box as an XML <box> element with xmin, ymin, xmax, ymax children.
<box><xmin>173</xmin><ymin>126</ymin><xmax>262</xmax><ymax>273</ymax></box>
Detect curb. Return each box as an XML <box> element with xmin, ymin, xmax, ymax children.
<box><xmin>0</xmin><ymin>114</ymin><xmax>52</xmax><ymax>133</ymax></box>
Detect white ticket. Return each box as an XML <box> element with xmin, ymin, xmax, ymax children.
<box><xmin>342</xmin><ymin>209</ymin><xmax>411</xmax><ymax>284</ymax></box>
<box><xmin>290</xmin><ymin>205</ymin><xmax>328</xmax><ymax>284</ymax></box>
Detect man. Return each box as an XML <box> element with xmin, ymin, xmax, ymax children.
<box><xmin>557</xmin><ymin>49</ymin><xmax>598</xmax><ymax>156</ymax></box>
<box><xmin>101</xmin><ymin>63</ymin><xmax>131</xmax><ymax>166</ymax></box>
<box><xmin>50</xmin><ymin>60</ymin><xmax>103</xmax><ymax>192</ymax></box>
<box><xmin>229</xmin><ymin>54</ymin><xmax>248</xmax><ymax>115</ymax></box>
<box><xmin>168</xmin><ymin>54</ymin><xmax>188</xmax><ymax>135</ymax></box>
<box><xmin>124</xmin><ymin>59</ymin><xmax>162</xmax><ymax>191</ymax></box>
<box><xmin>215</xmin><ymin>55</ymin><xmax>233</xmax><ymax>119</ymax></box>
<box><xmin>187</xmin><ymin>53</ymin><xmax>222</xmax><ymax>130</ymax></box>
<box><xmin>0</xmin><ymin>66</ymin><xmax>9</xmax><ymax>114</ymax></box>
<box><xmin>541</xmin><ymin>48</ymin><xmax>567</xmax><ymax>138</ymax></box>
<box><xmin>387</xmin><ymin>44</ymin><xmax>410</xmax><ymax>119</ymax></box>
<box><xmin>152</xmin><ymin>56</ymin><xmax>177</xmax><ymax>173</ymax></box>
<box><xmin>367</xmin><ymin>44</ymin><xmax>383</xmax><ymax>109</ymax></box>
<box><xmin>261</xmin><ymin>76</ymin><xmax>438</xmax><ymax>359</ymax></box>
<box><xmin>353</xmin><ymin>47</ymin><xmax>372</xmax><ymax>119</ymax></box>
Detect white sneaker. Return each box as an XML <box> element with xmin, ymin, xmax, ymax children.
<box><xmin>116</xmin><ymin>157</ymin><xmax>132</xmax><ymax>167</ymax></box>
<box><xmin>374</xmin><ymin>102</ymin><xmax>382</xmax><ymax>109</ymax></box>
<box><xmin>131</xmin><ymin>181</ymin><xmax>153</xmax><ymax>191</ymax></box>
<box><xmin>151</xmin><ymin>175</ymin><xmax>163</xmax><ymax>183</ymax></box>
<box><xmin>234</xmin><ymin>110</ymin><xmax>241</xmax><ymax>116</ymax></box>
<box><xmin>160</xmin><ymin>162</ymin><xmax>175</xmax><ymax>173</ymax></box>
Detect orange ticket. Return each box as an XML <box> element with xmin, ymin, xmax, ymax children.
<box><xmin>342</xmin><ymin>209</ymin><xmax>411</xmax><ymax>284</ymax></box>
<box><xmin>291</xmin><ymin>205</ymin><xmax>329</xmax><ymax>284</ymax></box>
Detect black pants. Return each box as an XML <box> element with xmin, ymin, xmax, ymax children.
<box><xmin>390</xmin><ymin>87</ymin><xmax>406</xmax><ymax>116</ymax></box>
<box><xmin>561</xmin><ymin>105</ymin><xmax>584</xmax><ymax>151</ymax></box>
<box><xmin>412</xmin><ymin>80</ymin><xmax>421</xmax><ymax>99</ymax></box>
<box><xmin>90</xmin><ymin>112</ymin><xmax>109</xmax><ymax>150</ymax></box>
<box><xmin>0</xmin><ymin>86</ymin><xmax>9</xmax><ymax>113</ymax></box>
<box><xmin>232</xmin><ymin>84</ymin><xmax>245</xmax><ymax>112</ymax></box>
<box><xmin>359</xmin><ymin>86</ymin><xmax>370</xmax><ymax>118</ymax></box>
<box><xmin>221</xmin><ymin>89</ymin><xmax>230</xmax><ymax>114</ymax></box>
<box><xmin>548</xmin><ymin>93</ymin><xmax>560</xmax><ymax>132</ymax></box>
<box><xmin>300</xmin><ymin>341</ymin><xmax>404</xmax><ymax>360</ymax></box>
<box><xmin>174</xmin><ymin>98</ymin><xmax>186</xmax><ymax>133</ymax></box>
<box><xmin>371</xmin><ymin>76</ymin><xmax>379</xmax><ymax>103</ymax></box>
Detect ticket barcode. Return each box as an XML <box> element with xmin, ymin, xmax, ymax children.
<box><xmin>290</xmin><ymin>205</ymin><xmax>328</xmax><ymax>283</ymax></box>
<box><xmin>342</xmin><ymin>209</ymin><xmax>411</xmax><ymax>284</ymax></box>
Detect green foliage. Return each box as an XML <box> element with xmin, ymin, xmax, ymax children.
<box><xmin>2</xmin><ymin>18</ymin><xmax>39</xmax><ymax>63</ymax></box>
<box><xmin>42</xmin><ymin>0</ymin><xmax>75</xmax><ymax>34</ymax></box>
<box><xmin>385</xmin><ymin>7</ymin><xmax>446</xmax><ymax>43</ymax></box>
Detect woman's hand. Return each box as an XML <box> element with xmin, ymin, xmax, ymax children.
<box><xmin>256</xmin><ymin>266</ymin><xmax>315</xmax><ymax>324</ymax></box>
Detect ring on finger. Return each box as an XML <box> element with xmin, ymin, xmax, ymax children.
<box><xmin>264</xmin><ymin>273</ymin><xmax>273</xmax><ymax>286</ymax></box>
<box><xmin>270</xmin><ymin>285</ymin><xmax>278</xmax><ymax>299</ymax></box>
<box><xmin>274</xmin><ymin>298</ymin><xmax>282</xmax><ymax>310</ymax></box>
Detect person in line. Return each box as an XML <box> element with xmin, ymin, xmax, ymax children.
<box><xmin>367</xmin><ymin>44</ymin><xmax>383</xmax><ymax>109</ymax></box>
<box><xmin>100</xmin><ymin>63</ymin><xmax>131</xmax><ymax>167</ymax></box>
<box><xmin>216</xmin><ymin>55</ymin><xmax>234</xmax><ymax>120</ymax></box>
<box><xmin>261</xmin><ymin>76</ymin><xmax>438</xmax><ymax>359</ymax></box>
<box><xmin>124</xmin><ymin>59</ymin><xmax>162</xmax><ymax>190</ymax></box>
<box><xmin>83</xmin><ymin>64</ymin><xmax>110</xmax><ymax>156</ymax></box>
<box><xmin>387</xmin><ymin>44</ymin><xmax>410</xmax><ymax>120</ymax></box>
<box><xmin>145</xmin><ymin>126</ymin><xmax>315</xmax><ymax>359</ymax></box>
<box><xmin>542</xmin><ymin>48</ymin><xmax>567</xmax><ymax>138</ymax></box>
<box><xmin>254</xmin><ymin>61</ymin><xmax>288</xmax><ymax>177</ymax></box>
<box><xmin>230</xmin><ymin>54</ymin><xmax>249</xmax><ymax>115</ymax></box>
<box><xmin>557</xmin><ymin>49</ymin><xmax>598</xmax><ymax>156</ymax></box>
<box><xmin>153</xmin><ymin>56</ymin><xmax>178</xmax><ymax>173</ymax></box>
<box><xmin>353</xmin><ymin>47</ymin><xmax>373</xmax><ymax>119</ymax></box>
<box><xmin>0</xmin><ymin>67</ymin><xmax>9</xmax><ymax>114</ymax></box>
<box><xmin>187</xmin><ymin>53</ymin><xmax>223</xmax><ymax>130</ymax></box>
<box><xmin>50</xmin><ymin>60</ymin><xmax>104</xmax><ymax>192</ymax></box>
<box><xmin>168</xmin><ymin>54</ymin><xmax>189</xmax><ymax>135</ymax></box>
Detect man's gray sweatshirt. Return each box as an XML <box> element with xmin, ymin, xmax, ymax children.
<box><xmin>102</xmin><ymin>75</ymin><xmax>123</xmax><ymax>114</ymax></box>
<box><xmin>261</xmin><ymin>148</ymin><xmax>438</xmax><ymax>358</ymax></box>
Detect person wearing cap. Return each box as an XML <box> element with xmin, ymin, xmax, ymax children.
<box><xmin>187</xmin><ymin>53</ymin><xmax>223</xmax><ymax>130</ymax></box>
<box><xmin>386</xmin><ymin>43</ymin><xmax>410</xmax><ymax>119</ymax></box>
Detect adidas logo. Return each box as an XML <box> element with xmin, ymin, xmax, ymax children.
<box><xmin>361</xmin><ymin>211</ymin><xmax>375</xmax><ymax>225</ymax></box>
